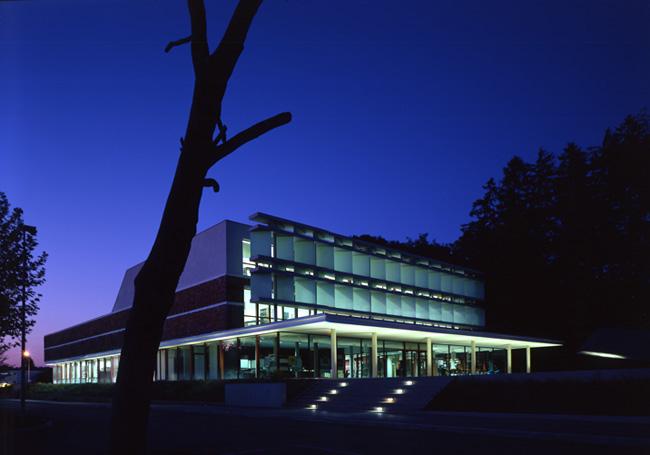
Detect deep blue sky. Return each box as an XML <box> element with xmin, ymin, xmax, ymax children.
<box><xmin>2</xmin><ymin>0</ymin><xmax>649</xmax><ymax>365</ymax></box>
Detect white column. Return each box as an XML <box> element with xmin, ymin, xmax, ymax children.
<box><xmin>526</xmin><ymin>346</ymin><xmax>531</xmax><ymax>374</ymax></box>
<box><xmin>506</xmin><ymin>345</ymin><xmax>512</xmax><ymax>374</ymax></box>
<box><xmin>470</xmin><ymin>340</ymin><xmax>477</xmax><ymax>375</ymax></box>
<box><xmin>330</xmin><ymin>329</ymin><xmax>337</xmax><ymax>379</ymax></box>
<box><xmin>371</xmin><ymin>333</ymin><xmax>378</xmax><ymax>378</ymax></box>
<box><xmin>426</xmin><ymin>338</ymin><xmax>433</xmax><ymax>376</ymax></box>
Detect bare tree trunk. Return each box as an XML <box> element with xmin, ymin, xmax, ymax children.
<box><xmin>110</xmin><ymin>1</ymin><xmax>290</xmax><ymax>452</ymax></box>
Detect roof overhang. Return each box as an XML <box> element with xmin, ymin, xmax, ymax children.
<box><xmin>161</xmin><ymin>313</ymin><xmax>560</xmax><ymax>350</ymax></box>
<box><xmin>46</xmin><ymin>314</ymin><xmax>560</xmax><ymax>365</ymax></box>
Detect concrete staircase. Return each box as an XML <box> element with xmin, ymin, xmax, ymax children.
<box><xmin>289</xmin><ymin>377</ymin><xmax>453</xmax><ymax>414</ymax></box>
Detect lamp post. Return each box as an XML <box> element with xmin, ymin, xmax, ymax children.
<box><xmin>23</xmin><ymin>350</ymin><xmax>31</xmax><ymax>384</ymax></box>
<box><xmin>20</xmin><ymin>224</ymin><xmax>36</xmax><ymax>414</ymax></box>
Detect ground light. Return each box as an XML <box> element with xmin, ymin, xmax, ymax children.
<box><xmin>579</xmin><ymin>350</ymin><xmax>626</xmax><ymax>360</ymax></box>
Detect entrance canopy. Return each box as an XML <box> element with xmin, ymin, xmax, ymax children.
<box><xmin>161</xmin><ymin>313</ymin><xmax>560</xmax><ymax>351</ymax></box>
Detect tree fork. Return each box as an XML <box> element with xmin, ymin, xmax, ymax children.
<box><xmin>109</xmin><ymin>1</ymin><xmax>290</xmax><ymax>452</ymax></box>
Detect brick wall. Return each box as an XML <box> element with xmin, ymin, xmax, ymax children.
<box><xmin>44</xmin><ymin>275</ymin><xmax>248</xmax><ymax>362</ymax></box>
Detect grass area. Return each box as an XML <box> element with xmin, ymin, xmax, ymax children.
<box><xmin>427</xmin><ymin>376</ymin><xmax>650</xmax><ymax>415</ymax></box>
<box><xmin>0</xmin><ymin>378</ymin><xmax>314</xmax><ymax>404</ymax></box>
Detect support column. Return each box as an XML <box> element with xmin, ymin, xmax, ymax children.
<box><xmin>255</xmin><ymin>336</ymin><xmax>260</xmax><ymax>378</ymax></box>
<box><xmin>371</xmin><ymin>333</ymin><xmax>378</xmax><ymax>378</ymax></box>
<box><xmin>330</xmin><ymin>329</ymin><xmax>337</xmax><ymax>379</ymax></box>
<box><xmin>506</xmin><ymin>345</ymin><xmax>512</xmax><ymax>374</ymax></box>
<box><xmin>526</xmin><ymin>346</ymin><xmax>531</xmax><ymax>374</ymax></box>
<box><xmin>426</xmin><ymin>338</ymin><xmax>433</xmax><ymax>376</ymax></box>
<box><xmin>470</xmin><ymin>340</ymin><xmax>477</xmax><ymax>375</ymax></box>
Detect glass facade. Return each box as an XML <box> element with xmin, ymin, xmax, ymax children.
<box><xmin>51</xmin><ymin>333</ymin><xmax>511</xmax><ymax>384</ymax></box>
<box><xmin>250</xmin><ymin>222</ymin><xmax>486</xmax><ymax>329</ymax></box>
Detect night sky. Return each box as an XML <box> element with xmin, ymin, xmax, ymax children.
<box><xmin>2</xmin><ymin>0</ymin><xmax>649</xmax><ymax>366</ymax></box>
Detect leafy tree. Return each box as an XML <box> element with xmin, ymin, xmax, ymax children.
<box><xmin>0</xmin><ymin>192</ymin><xmax>47</xmax><ymax>362</ymax></box>
<box><xmin>354</xmin><ymin>233</ymin><xmax>457</xmax><ymax>264</ymax></box>
<box><xmin>358</xmin><ymin>113</ymin><xmax>649</xmax><ymax>354</ymax></box>
<box><xmin>454</xmin><ymin>113</ymin><xmax>650</xmax><ymax>347</ymax></box>
<box><xmin>110</xmin><ymin>1</ymin><xmax>290</xmax><ymax>452</ymax></box>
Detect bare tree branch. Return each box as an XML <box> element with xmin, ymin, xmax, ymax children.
<box><xmin>188</xmin><ymin>0</ymin><xmax>209</xmax><ymax>72</ymax></box>
<box><xmin>203</xmin><ymin>178</ymin><xmax>220</xmax><ymax>192</ymax></box>
<box><xmin>210</xmin><ymin>112</ymin><xmax>291</xmax><ymax>166</ymax></box>
<box><xmin>209</xmin><ymin>0</ymin><xmax>262</xmax><ymax>84</ymax></box>
<box><xmin>164</xmin><ymin>35</ymin><xmax>191</xmax><ymax>53</ymax></box>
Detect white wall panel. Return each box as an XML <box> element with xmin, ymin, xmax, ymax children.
<box><xmin>415</xmin><ymin>268</ymin><xmax>428</xmax><ymax>288</ymax></box>
<box><xmin>251</xmin><ymin>274</ymin><xmax>272</xmax><ymax>300</ymax></box>
<box><xmin>441</xmin><ymin>302</ymin><xmax>453</xmax><ymax>323</ymax></box>
<box><xmin>275</xmin><ymin>235</ymin><xmax>294</xmax><ymax>261</ymax></box>
<box><xmin>386</xmin><ymin>261</ymin><xmax>401</xmax><ymax>283</ymax></box>
<box><xmin>334</xmin><ymin>247</ymin><xmax>353</xmax><ymax>273</ymax></box>
<box><xmin>353</xmin><ymin>288</ymin><xmax>370</xmax><ymax>312</ymax></box>
<box><xmin>401</xmin><ymin>296</ymin><xmax>415</xmax><ymax>318</ymax></box>
<box><xmin>294</xmin><ymin>238</ymin><xmax>316</xmax><ymax>265</ymax></box>
<box><xmin>334</xmin><ymin>284</ymin><xmax>353</xmax><ymax>310</ymax></box>
<box><xmin>387</xmin><ymin>294</ymin><xmax>401</xmax><ymax>316</ymax></box>
<box><xmin>401</xmin><ymin>264</ymin><xmax>415</xmax><ymax>286</ymax></box>
<box><xmin>295</xmin><ymin>277</ymin><xmax>316</xmax><ymax>304</ymax></box>
<box><xmin>275</xmin><ymin>275</ymin><xmax>294</xmax><ymax>301</ymax></box>
<box><xmin>370</xmin><ymin>257</ymin><xmax>386</xmax><ymax>280</ymax></box>
<box><xmin>371</xmin><ymin>291</ymin><xmax>386</xmax><ymax>314</ymax></box>
<box><xmin>428</xmin><ymin>271</ymin><xmax>441</xmax><ymax>291</ymax></box>
<box><xmin>316</xmin><ymin>243</ymin><xmax>334</xmax><ymax>269</ymax></box>
<box><xmin>316</xmin><ymin>281</ymin><xmax>335</xmax><ymax>307</ymax></box>
<box><xmin>352</xmin><ymin>252</ymin><xmax>370</xmax><ymax>277</ymax></box>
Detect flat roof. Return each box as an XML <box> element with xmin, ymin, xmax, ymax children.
<box><xmin>160</xmin><ymin>313</ymin><xmax>560</xmax><ymax>350</ymax></box>
<box><xmin>249</xmin><ymin>212</ymin><xmax>483</xmax><ymax>277</ymax></box>
<box><xmin>46</xmin><ymin>314</ymin><xmax>559</xmax><ymax>364</ymax></box>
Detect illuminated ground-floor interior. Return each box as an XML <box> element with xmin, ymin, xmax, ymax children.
<box><xmin>50</xmin><ymin>314</ymin><xmax>558</xmax><ymax>384</ymax></box>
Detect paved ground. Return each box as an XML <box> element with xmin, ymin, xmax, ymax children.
<box><xmin>1</xmin><ymin>400</ymin><xmax>649</xmax><ymax>454</ymax></box>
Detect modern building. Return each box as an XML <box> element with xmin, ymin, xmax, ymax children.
<box><xmin>45</xmin><ymin>213</ymin><xmax>559</xmax><ymax>384</ymax></box>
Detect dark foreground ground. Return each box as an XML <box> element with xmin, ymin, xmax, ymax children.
<box><xmin>1</xmin><ymin>400</ymin><xmax>649</xmax><ymax>455</ymax></box>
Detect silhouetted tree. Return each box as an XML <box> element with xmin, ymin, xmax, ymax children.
<box><xmin>454</xmin><ymin>113</ymin><xmax>650</xmax><ymax>347</ymax></box>
<box><xmin>354</xmin><ymin>234</ymin><xmax>457</xmax><ymax>264</ymax></box>
<box><xmin>110</xmin><ymin>1</ymin><xmax>291</xmax><ymax>452</ymax></box>
<box><xmin>357</xmin><ymin>114</ymin><xmax>650</xmax><ymax>355</ymax></box>
<box><xmin>0</xmin><ymin>192</ymin><xmax>47</xmax><ymax>362</ymax></box>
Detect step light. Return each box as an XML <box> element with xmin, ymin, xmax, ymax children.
<box><xmin>329</xmin><ymin>389</ymin><xmax>338</xmax><ymax>394</ymax></box>
<box><xmin>383</xmin><ymin>397</ymin><xmax>396</xmax><ymax>404</ymax></box>
<box><xmin>339</xmin><ymin>382</ymin><xmax>348</xmax><ymax>387</ymax></box>
<box><xmin>307</xmin><ymin>404</ymin><xmax>317</xmax><ymax>410</ymax></box>
<box><xmin>318</xmin><ymin>396</ymin><xmax>328</xmax><ymax>402</ymax></box>
<box><xmin>373</xmin><ymin>406</ymin><xmax>385</xmax><ymax>413</ymax></box>
<box><xmin>404</xmin><ymin>380</ymin><xmax>414</xmax><ymax>386</ymax></box>
<box><xmin>394</xmin><ymin>388</ymin><xmax>405</xmax><ymax>394</ymax></box>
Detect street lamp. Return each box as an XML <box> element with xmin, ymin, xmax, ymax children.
<box><xmin>20</xmin><ymin>224</ymin><xmax>36</xmax><ymax>414</ymax></box>
<box><xmin>23</xmin><ymin>350</ymin><xmax>31</xmax><ymax>384</ymax></box>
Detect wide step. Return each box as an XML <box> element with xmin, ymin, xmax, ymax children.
<box><xmin>289</xmin><ymin>377</ymin><xmax>452</xmax><ymax>413</ymax></box>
